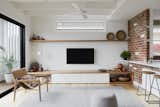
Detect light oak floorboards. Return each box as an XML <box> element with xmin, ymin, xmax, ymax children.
<box><xmin>0</xmin><ymin>83</ymin><xmax>159</xmax><ymax>107</ymax></box>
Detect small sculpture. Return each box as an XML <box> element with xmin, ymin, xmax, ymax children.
<box><xmin>30</xmin><ymin>33</ymin><xmax>45</xmax><ymax>40</ymax></box>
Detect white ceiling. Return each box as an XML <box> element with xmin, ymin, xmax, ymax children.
<box><xmin>7</xmin><ymin>0</ymin><xmax>160</xmax><ymax>20</ymax></box>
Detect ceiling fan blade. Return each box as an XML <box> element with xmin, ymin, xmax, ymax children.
<box><xmin>71</xmin><ymin>3</ymin><xmax>88</xmax><ymax>19</ymax></box>
<box><xmin>71</xmin><ymin>3</ymin><xmax>81</xmax><ymax>11</ymax></box>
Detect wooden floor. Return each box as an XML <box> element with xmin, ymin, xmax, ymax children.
<box><xmin>0</xmin><ymin>83</ymin><xmax>159</xmax><ymax>107</ymax></box>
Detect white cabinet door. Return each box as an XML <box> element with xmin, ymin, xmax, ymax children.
<box><xmin>51</xmin><ymin>73</ymin><xmax>110</xmax><ymax>83</ymax></box>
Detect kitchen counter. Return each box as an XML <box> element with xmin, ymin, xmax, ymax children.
<box><xmin>122</xmin><ymin>60</ymin><xmax>160</xmax><ymax>69</ymax></box>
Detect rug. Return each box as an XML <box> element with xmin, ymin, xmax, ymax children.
<box><xmin>17</xmin><ymin>86</ymin><xmax>144</xmax><ymax>107</ymax></box>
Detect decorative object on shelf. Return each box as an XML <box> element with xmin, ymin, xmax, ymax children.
<box><xmin>39</xmin><ymin>64</ymin><xmax>44</xmax><ymax>71</ymax></box>
<box><xmin>116</xmin><ymin>63</ymin><xmax>128</xmax><ymax>72</ymax></box>
<box><xmin>110</xmin><ymin>69</ymin><xmax>131</xmax><ymax>83</ymax></box>
<box><xmin>120</xmin><ymin>50</ymin><xmax>131</xmax><ymax>60</ymax></box>
<box><xmin>99</xmin><ymin>69</ymin><xmax>107</xmax><ymax>72</ymax></box>
<box><xmin>106</xmin><ymin>32</ymin><xmax>115</xmax><ymax>40</ymax></box>
<box><xmin>29</xmin><ymin>62</ymin><xmax>42</xmax><ymax>72</ymax></box>
<box><xmin>113</xmin><ymin>68</ymin><xmax>121</xmax><ymax>72</ymax></box>
<box><xmin>118</xmin><ymin>77</ymin><xmax>130</xmax><ymax>82</ymax></box>
<box><xmin>111</xmin><ymin>77</ymin><xmax>117</xmax><ymax>82</ymax></box>
<box><xmin>116</xmin><ymin>30</ymin><xmax>126</xmax><ymax>40</ymax></box>
<box><xmin>0</xmin><ymin>47</ymin><xmax>17</xmax><ymax>83</ymax></box>
<box><xmin>30</xmin><ymin>33</ymin><xmax>45</xmax><ymax>40</ymax></box>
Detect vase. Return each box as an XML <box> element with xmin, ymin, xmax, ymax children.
<box><xmin>124</xmin><ymin>58</ymin><xmax>128</xmax><ymax>60</ymax></box>
<box><xmin>4</xmin><ymin>73</ymin><xmax>13</xmax><ymax>83</ymax></box>
<box><xmin>4</xmin><ymin>65</ymin><xmax>13</xmax><ymax>83</ymax></box>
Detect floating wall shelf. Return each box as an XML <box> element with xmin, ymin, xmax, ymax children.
<box><xmin>31</xmin><ymin>40</ymin><xmax>128</xmax><ymax>43</ymax></box>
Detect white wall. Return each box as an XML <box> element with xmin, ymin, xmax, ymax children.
<box><xmin>0</xmin><ymin>0</ymin><xmax>31</xmax><ymax>69</ymax></box>
<box><xmin>31</xmin><ymin>17</ymin><xmax>127</xmax><ymax>40</ymax></box>
<box><xmin>152</xmin><ymin>9</ymin><xmax>160</xmax><ymax>20</ymax></box>
<box><xmin>31</xmin><ymin>16</ymin><xmax>128</xmax><ymax>70</ymax></box>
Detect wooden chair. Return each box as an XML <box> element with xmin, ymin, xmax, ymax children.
<box><xmin>12</xmin><ymin>68</ymin><xmax>41</xmax><ymax>102</ymax></box>
<box><xmin>136</xmin><ymin>71</ymin><xmax>155</xmax><ymax>101</ymax></box>
<box><xmin>148</xmin><ymin>74</ymin><xmax>160</xmax><ymax>106</ymax></box>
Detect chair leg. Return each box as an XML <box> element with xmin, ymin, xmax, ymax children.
<box><xmin>147</xmin><ymin>77</ymin><xmax>154</xmax><ymax>102</ymax></box>
<box><xmin>13</xmin><ymin>84</ymin><xmax>17</xmax><ymax>102</ymax></box>
<box><xmin>136</xmin><ymin>75</ymin><xmax>141</xmax><ymax>95</ymax></box>
<box><xmin>38</xmin><ymin>81</ymin><xmax>41</xmax><ymax>101</ymax></box>
<box><xmin>47</xmin><ymin>77</ymin><xmax>49</xmax><ymax>92</ymax></box>
<box><xmin>146</xmin><ymin>74</ymin><xmax>152</xmax><ymax>102</ymax></box>
<box><xmin>136</xmin><ymin>84</ymin><xmax>140</xmax><ymax>95</ymax></box>
<box><xmin>144</xmin><ymin>74</ymin><xmax>148</xmax><ymax>101</ymax></box>
<box><xmin>156</xmin><ymin>78</ymin><xmax>160</xmax><ymax>107</ymax></box>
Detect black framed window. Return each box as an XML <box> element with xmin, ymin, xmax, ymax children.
<box><xmin>0</xmin><ymin>13</ymin><xmax>25</xmax><ymax>98</ymax></box>
<box><xmin>0</xmin><ymin>13</ymin><xmax>25</xmax><ymax>68</ymax></box>
<box><xmin>152</xmin><ymin>20</ymin><xmax>160</xmax><ymax>59</ymax></box>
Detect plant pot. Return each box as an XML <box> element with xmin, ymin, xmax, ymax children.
<box><xmin>4</xmin><ymin>73</ymin><xmax>13</xmax><ymax>83</ymax></box>
<box><xmin>124</xmin><ymin>58</ymin><xmax>128</xmax><ymax>60</ymax></box>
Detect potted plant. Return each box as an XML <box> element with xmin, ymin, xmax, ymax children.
<box><xmin>120</xmin><ymin>50</ymin><xmax>131</xmax><ymax>60</ymax></box>
<box><xmin>0</xmin><ymin>46</ymin><xmax>16</xmax><ymax>83</ymax></box>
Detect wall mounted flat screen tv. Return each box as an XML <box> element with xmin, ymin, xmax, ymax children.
<box><xmin>67</xmin><ymin>48</ymin><xmax>94</xmax><ymax>64</ymax></box>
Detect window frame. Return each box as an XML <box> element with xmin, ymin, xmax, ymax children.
<box><xmin>0</xmin><ymin>13</ymin><xmax>25</xmax><ymax>98</ymax></box>
<box><xmin>0</xmin><ymin>13</ymin><xmax>25</xmax><ymax>68</ymax></box>
<box><xmin>152</xmin><ymin>20</ymin><xmax>160</xmax><ymax>59</ymax></box>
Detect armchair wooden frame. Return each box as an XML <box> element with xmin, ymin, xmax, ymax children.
<box><xmin>12</xmin><ymin>68</ymin><xmax>41</xmax><ymax>102</ymax></box>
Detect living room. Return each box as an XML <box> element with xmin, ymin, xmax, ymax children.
<box><xmin>0</xmin><ymin>0</ymin><xmax>160</xmax><ymax>107</ymax></box>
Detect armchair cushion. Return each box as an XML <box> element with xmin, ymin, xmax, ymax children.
<box><xmin>18</xmin><ymin>75</ymin><xmax>39</xmax><ymax>88</ymax></box>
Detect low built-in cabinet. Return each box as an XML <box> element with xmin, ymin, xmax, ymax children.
<box><xmin>52</xmin><ymin>73</ymin><xmax>110</xmax><ymax>83</ymax></box>
<box><xmin>110</xmin><ymin>72</ymin><xmax>133</xmax><ymax>84</ymax></box>
<box><xmin>51</xmin><ymin>71</ymin><xmax>133</xmax><ymax>84</ymax></box>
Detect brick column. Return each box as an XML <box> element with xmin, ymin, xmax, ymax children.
<box><xmin>128</xmin><ymin>9</ymin><xmax>150</xmax><ymax>83</ymax></box>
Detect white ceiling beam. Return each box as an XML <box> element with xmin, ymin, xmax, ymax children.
<box><xmin>12</xmin><ymin>1</ymin><xmax>115</xmax><ymax>10</ymax></box>
<box><xmin>8</xmin><ymin>0</ymin><xmax>117</xmax><ymax>17</ymax></box>
<box><xmin>110</xmin><ymin>0</ymin><xmax>160</xmax><ymax>20</ymax></box>
<box><xmin>108</xmin><ymin>0</ymin><xmax>127</xmax><ymax>19</ymax></box>
<box><xmin>24</xmin><ymin>9</ymin><xmax>112</xmax><ymax>16</ymax></box>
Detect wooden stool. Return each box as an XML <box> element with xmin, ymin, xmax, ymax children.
<box><xmin>148</xmin><ymin>74</ymin><xmax>160</xmax><ymax>106</ymax></box>
<box><xmin>136</xmin><ymin>71</ymin><xmax>155</xmax><ymax>101</ymax></box>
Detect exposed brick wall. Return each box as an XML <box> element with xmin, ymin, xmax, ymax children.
<box><xmin>128</xmin><ymin>9</ymin><xmax>150</xmax><ymax>83</ymax></box>
<box><xmin>130</xmin><ymin>64</ymin><xmax>143</xmax><ymax>83</ymax></box>
<box><xmin>128</xmin><ymin>9</ymin><xmax>150</xmax><ymax>61</ymax></box>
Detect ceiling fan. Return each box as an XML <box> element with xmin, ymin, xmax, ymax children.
<box><xmin>71</xmin><ymin>3</ymin><xmax>88</xmax><ymax>19</ymax></box>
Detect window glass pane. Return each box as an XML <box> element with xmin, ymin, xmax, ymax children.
<box><xmin>153</xmin><ymin>26</ymin><xmax>160</xmax><ymax>41</ymax></box>
<box><xmin>153</xmin><ymin>26</ymin><xmax>160</xmax><ymax>56</ymax></box>
<box><xmin>0</xmin><ymin>18</ymin><xmax>21</xmax><ymax>94</ymax></box>
<box><xmin>2</xmin><ymin>19</ymin><xmax>20</xmax><ymax>68</ymax></box>
<box><xmin>153</xmin><ymin>41</ymin><xmax>160</xmax><ymax>56</ymax></box>
<box><xmin>56</xmin><ymin>19</ymin><xmax>105</xmax><ymax>31</ymax></box>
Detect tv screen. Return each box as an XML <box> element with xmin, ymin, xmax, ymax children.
<box><xmin>67</xmin><ymin>48</ymin><xmax>94</xmax><ymax>64</ymax></box>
